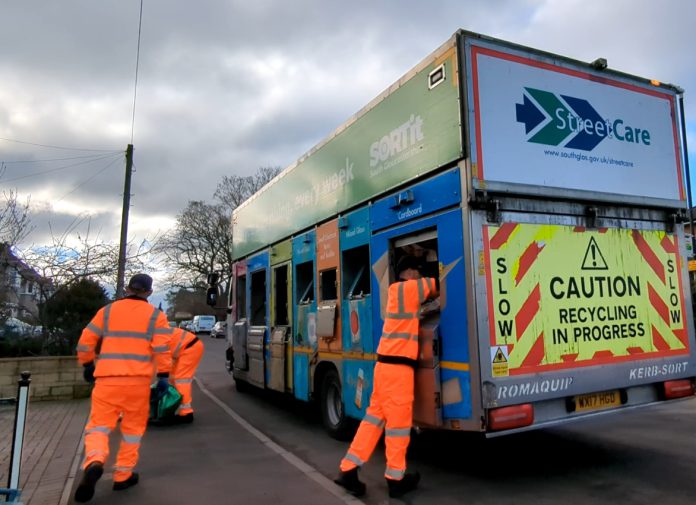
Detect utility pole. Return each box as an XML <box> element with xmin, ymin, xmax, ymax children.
<box><xmin>115</xmin><ymin>144</ymin><xmax>134</xmax><ymax>299</ymax></box>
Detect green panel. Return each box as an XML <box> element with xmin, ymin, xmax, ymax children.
<box><xmin>233</xmin><ymin>42</ymin><xmax>462</xmax><ymax>259</ymax></box>
<box><xmin>270</xmin><ymin>239</ymin><xmax>292</xmax><ymax>265</ymax></box>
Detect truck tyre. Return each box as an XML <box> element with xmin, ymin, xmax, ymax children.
<box><xmin>320</xmin><ymin>369</ymin><xmax>352</xmax><ymax>440</ymax></box>
<box><xmin>234</xmin><ymin>377</ymin><xmax>251</xmax><ymax>393</ymax></box>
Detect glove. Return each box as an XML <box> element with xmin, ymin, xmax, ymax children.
<box><xmin>83</xmin><ymin>362</ymin><xmax>96</xmax><ymax>384</ymax></box>
<box><xmin>156</xmin><ymin>377</ymin><xmax>169</xmax><ymax>399</ymax></box>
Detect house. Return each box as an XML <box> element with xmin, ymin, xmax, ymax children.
<box><xmin>0</xmin><ymin>243</ymin><xmax>50</xmax><ymax>324</ymax></box>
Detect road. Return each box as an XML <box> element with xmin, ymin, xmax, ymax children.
<box><xmin>196</xmin><ymin>336</ymin><xmax>696</xmax><ymax>505</ymax></box>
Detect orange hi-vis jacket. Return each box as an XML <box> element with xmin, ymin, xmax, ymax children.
<box><xmin>168</xmin><ymin>327</ymin><xmax>198</xmax><ymax>360</ymax></box>
<box><xmin>77</xmin><ymin>296</ymin><xmax>172</xmax><ymax>385</ymax></box>
<box><xmin>376</xmin><ymin>277</ymin><xmax>437</xmax><ymax>361</ymax></box>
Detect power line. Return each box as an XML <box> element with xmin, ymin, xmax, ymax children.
<box><xmin>131</xmin><ymin>0</ymin><xmax>144</xmax><ymax>144</ymax></box>
<box><xmin>1</xmin><ymin>151</ymin><xmax>123</xmax><ymax>183</ymax></box>
<box><xmin>57</xmin><ymin>155</ymin><xmax>123</xmax><ymax>202</ymax></box>
<box><xmin>0</xmin><ymin>136</ymin><xmax>121</xmax><ymax>152</ymax></box>
<box><xmin>0</xmin><ymin>152</ymin><xmax>122</xmax><ymax>164</ymax></box>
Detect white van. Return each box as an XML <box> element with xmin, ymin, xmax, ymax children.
<box><xmin>191</xmin><ymin>315</ymin><xmax>216</xmax><ymax>334</ymax></box>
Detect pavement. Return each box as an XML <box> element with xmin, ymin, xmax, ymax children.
<box><xmin>0</xmin><ymin>379</ymin><xmax>361</xmax><ymax>505</ymax></box>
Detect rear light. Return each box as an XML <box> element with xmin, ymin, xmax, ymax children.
<box><xmin>488</xmin><ymin>404</ymin><xmax>534</xmax><ymax>431</ymax></box>
<box><xmin>663</xmin><ymin>379</ymin><xmax>695</xmax><ymax>399</ymax></box>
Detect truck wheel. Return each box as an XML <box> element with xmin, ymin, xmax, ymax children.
<box><xmin>320</xmin><ymin>369</ymin><xmax>352</xmax><ymax>440</ymax></box>
<box><xmin>234</xmin><ymin>377</ymin><xmax>251</xmax><ymax>393</ymax></box>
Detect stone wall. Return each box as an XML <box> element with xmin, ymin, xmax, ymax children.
<box><xmin>0</xmin><ymin>356</ymin><xmax>91</xmax><ymax>401</ymax></box>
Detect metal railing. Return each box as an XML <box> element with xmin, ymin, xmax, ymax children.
<box><xmin>0</xmin><ymin>371</ymin><xmax>31</xmax><ymax>504</ymax></box>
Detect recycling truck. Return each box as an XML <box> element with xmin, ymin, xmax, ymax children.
<box><xmin>224</xmin><ymin>30</ymin><xmax>696</xmax><ymax>437</ymax></box>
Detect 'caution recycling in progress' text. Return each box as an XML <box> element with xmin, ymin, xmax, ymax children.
<box><xmin>484</xmin><ymin>223</ymin><xmax>689</xmax><ymax>375</ymax></box>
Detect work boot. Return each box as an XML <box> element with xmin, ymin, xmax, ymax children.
<box><xmin>175</xmin><ymin>413</ymin><xmax>194</xmax><ymax>424</ymax></box>
<box><xmin>387</xmin><ymin>471</ymin><xmax>420</xmax><ymax>498</ymax></box>
<box><xmin>334</xmin><ymin>467</ymin><xmax>366</xmax><ymax>497</ymax></box>
<box><xmin>113</xmin><ymin>472</ymin><xmax>139</xmax><ymax>491</ymax></box>
<box><xmin>74</xmin><ymin>462</ymin><xmax>104</xmax><ymax>503</ymax></box>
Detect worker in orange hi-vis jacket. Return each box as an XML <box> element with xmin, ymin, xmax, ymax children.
<box><xmin>335</xmin><ymin>255</ymin><xmax>438</xmax><ymax>499</ymax></box>
<box><xmin>74</xmin><ymin>273</ymin><xmax>172</xmax><ymax>503</ymax></box>
<box><xmin>168</xmin><ymin>326</ymin><xmax>204</xmax><ymax>423</ymax></box>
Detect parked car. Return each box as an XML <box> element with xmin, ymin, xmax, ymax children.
<box><xmin>210</xmin><ymin>321</ymin><xmax>227</xmax><ymax>339</ymax></box>
<box><xmin>179</xmin><ymin>320</ymin><xmax>192</xmax><ymax>331</ymax></box>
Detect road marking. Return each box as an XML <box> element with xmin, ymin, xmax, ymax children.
<box><xmin>195</xmin><ymin>377</ymin><xmax>366</xmax><ymax>505</ymax></box>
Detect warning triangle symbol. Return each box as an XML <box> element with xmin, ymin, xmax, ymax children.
<box><xmin>581</xmin><ymin>237</ymin><xmax>608</xmax><ymax>271</ymax></box>
<box><xmin>493</xmin><ymin>347</ymin><xmax>507</xmax><ymax>363</ymax></box>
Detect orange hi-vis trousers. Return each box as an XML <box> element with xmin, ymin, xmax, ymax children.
<box><xmin>83</xmin><ymin>382</ymin><xmax>149</xmax><ymax>483</ymax></box>
<box><xmin>172</xmin><ymin>340</ymin><xmax>204</xmax><ymax>415</ymax></box>
<box><xmin>340</xmin><ymin>362</ymin><xmax>414</xmax><ymax>480</ymax></box>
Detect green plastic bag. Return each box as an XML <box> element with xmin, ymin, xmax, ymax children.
<box><xmin>149</xmin><ymin>384</ymin><xmax>182</xmax><ymax>421</ymax></box>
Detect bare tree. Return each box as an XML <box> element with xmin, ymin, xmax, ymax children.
<box><xmin>158</xmin><ymin>201</ymin><xmax>233</xmax><ymax>290</ymax></box>
<box><xmin>1</xmin><ymin>163</ymin><xmax>33</xmax><ymax>244</ymax></box>
<box><xmin>160</xmin><ymin>166</ymin><xmax>281</xmax><ymax>295</ymax></box>
<box><xmin>214</xmin><ymin>166</ymin><xmax>281</xmax><ymax>214</ymax></box>
<box><xmin>21</xmin><ymin>217</ymin><xmax>158</xmax><ymax>294</ymax></box>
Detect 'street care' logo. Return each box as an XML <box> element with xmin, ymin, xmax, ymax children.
<box><xmin>515</xmin><ymin>87</ymin><xmax>652</xmax><ymax>151</ymax></box>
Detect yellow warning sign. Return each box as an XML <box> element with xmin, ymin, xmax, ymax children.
<box><xmin>491</xmin><ymin>346</ymin><xmax>509</xmax><ymax>377</ymax></box>
<box><xmin>484</xmin><ymin>223</ymin><xmax>689</xmax><ymax>375</ymax></box>
<box><xmin>689</xmin><ymin>260</ymin><xmax>696</xmax><ymax>272</ymax></box>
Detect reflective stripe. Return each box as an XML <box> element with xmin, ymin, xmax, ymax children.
<box><xmin>174</xmin><ymin>378</ymin><xmax>193</xmax><ymax>384</ymax></box>
<box><xmin>397</xmin><ymin>282</ymin><xmax>405</xmax><ymax>314</ymax></box>
<box><xmin>385</xmin><ymin>467</ymin><xmax>406</xmax><ymax>479</ymax></box>
<box><xmin>152</xmin><ymin>345</ymin><xmax>169</xmax><ymax>353</ymax></box>
<box><xmin>172</xmin><ymin>330</ymin><xmax>185</xmax><ymax>359</ymax></box>
<box><xmin>145</xmin><ymin>307</ymin><xmax>160</xmax><ymax>342</ymax></box>
<box><xmin>103</xmin><ymin>330</ymin><xmax>152</xmax><ymax>340</ymax></box>
<box><xmin>179</xmin><ymin>403</ymin><xmax>191</xmax><ymax>409</ymax></box>
<box><xmin>386</xmin><ymin>312</ymin><xmax>415</xmax><ymax>320</ymax></box>
<box><xmin>363</xmin><ymin>413</ymin><xmax>385</xmax><ymax>428</ymax></box>
<box><xmin>153</xmin><ymin>328</ymin><xmax>172</xmax><ymax>334</ymax></box>
<box><xmin>344</xmin><ymin>453</ymin><xmax>364</xmax><ymax>467</ymax></box>
<box><xmin>102</xmin><ymin>304</ymin><xmax>112</xmax><ymax>333</ymax></box>
<box><xmin>98</xmin><ymin>353</ymin><xmax>152</xmax><ymax>362</ymax></box>
<box><xmin>382</xmin><ymin>332</ymin><xmax>414</xmax><ymax>341</ymax></box>
<box><xmin>114</xmin><ymin>465</ymin><xmax>133</xmax><ymax>472</ymax></box>
<box><xmin>121</xmin><ymin>433</ymin><xmax>142</xmax><ymax>444</ymax></box>
<box><xmin>385</xmin><ymin>427</ymin><xmax>411</xmax><ymax>437</ymax></box>
<box><xmin>86</xmin><ymin>426</ymin><xmax>111</xmax><ymax>435</ymax></box>
<box><xmin>87</xmin><ymin>322</ymin><xmax>103</xmax><ymax>336</ymax></box>
<box><xmin>76</xmin><ymin>344</ymin><xmax>92</xmax><ymax>352</ymax></box>
<box><xmin>417</xmin><ymin>277</ymin><xmax>425</xmax><ymax>304</ymax></box>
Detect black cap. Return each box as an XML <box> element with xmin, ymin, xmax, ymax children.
<box><xmin>395</xmin><ymin>255</ymin><xmax>422</xmax><ymax>277</ymax></box>
<box><xmin>127</xmin><ymin>273</ymin><xmax>153</xmax><ymax>292</ymax></box>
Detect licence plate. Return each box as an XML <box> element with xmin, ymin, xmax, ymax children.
<box><xmin>574</xmin><ymin>390</ymin><xmax>621</xmax><ymax>412</ymax></box>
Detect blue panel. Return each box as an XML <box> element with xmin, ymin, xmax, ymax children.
<box><xmin>246</xmin><ymin>250</ymin><xmax>270</xmax><ymax>385</ymax></box>
<box><xmin>371</xmin><ymin>207</ymin><xmax>468</xmax><ymax>364</ymax></box>
<box><xmin>246</xmin><ymin>249</ymin><xmax>270</xmax><ymax>274</ymax></box>
<box><xmin>370</xmin><ymin>168</ymin><xmax>461</xmax><ymax>232</ymax></box>
<box><xmin>370</xmin><ymin>205</ymin><xmax>471</xmax><ymax>419</ymax></box>
<box><xmin>441</xmin><ymin>369</ymin><xmax>472</xmax><ymax>419</ymax></box>
<box><xmin>342</xmin><ymin>297</ymin><xmax>373</xmax><ymax>353</ymax></box>
<box><xmin>342</xmin><ymin>360</ymin><xmax>375</xmax><ymax>421</ymax></box>
<box><xmin>294</xmin><ymin>354</ymin><xmax>310</xmax><ymax>401</ymax></box>
<box><xmin>293</xmin><ymin>230</ymin><xmax>316</xmax><ymax>263</ymax></box>
<box><xmin>339</xmin><ymin>207</ymin><xmax>370</xmax><ymax>249</ymax></box>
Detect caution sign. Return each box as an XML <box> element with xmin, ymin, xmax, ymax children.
<box><xmin>491</xmin><ymin>346</ymin><xmax>509</xmax><ymax>377</ymax></box>
<box><xmin>483</xmin><ymin>223</ymin><xmax>690</xmax><ymax>376</ymax></box>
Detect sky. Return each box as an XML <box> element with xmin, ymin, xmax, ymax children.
<box><xmin>1</xmin><ymin>0</ymin><xmax>695</xmax><ymax>301</ymax></box>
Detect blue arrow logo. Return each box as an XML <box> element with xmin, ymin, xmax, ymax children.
<box><xmin>515</xmin><ymin>95</ymin><xmax>545</xmax><ymax>134</ymax></box>
<box><xmin>562</xmin><ymin>95</ymin><xmax>607</xmax><ymax>151</ymax></box>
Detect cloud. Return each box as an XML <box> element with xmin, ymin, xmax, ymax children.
<box><xmin>1</xmin><ymin>0</ymin><xmax>693</xmax><ymax>260</ymax></box>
